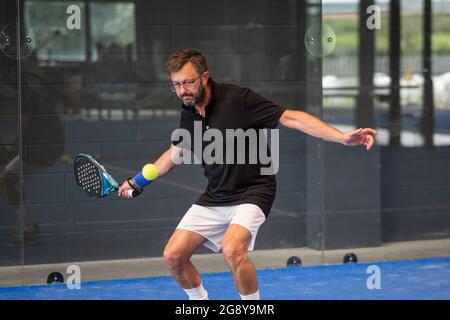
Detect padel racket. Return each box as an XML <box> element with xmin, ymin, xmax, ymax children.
<box><xmin>74</xmin><ymin>153</ymin><xmax>142</xmax><ymax>198</ymax></box>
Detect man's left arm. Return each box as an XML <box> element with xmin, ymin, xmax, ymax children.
<box><xmin>278</xmin><ymin>109</ymin><xmax>378</xmax><ymax>150</ymax></box>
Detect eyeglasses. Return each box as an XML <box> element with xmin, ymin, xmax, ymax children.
<box><xmin>169</xmin><ymin>75</ymin><xmax>202</xmax><ymax>92</ymax></box>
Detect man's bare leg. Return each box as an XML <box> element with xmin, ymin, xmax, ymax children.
<box><xmin>163</xmin><ymin>229</ymin><xmax>206</xmax><ymax>289</ymax></box>
<box><xmin>221</xmin><ymin>224</ymin><xmax>259</xmax><ymax>297</ymax></box>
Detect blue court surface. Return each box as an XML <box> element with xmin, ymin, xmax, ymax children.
<box><xmin>1</xmin><ymin>257</ymin><xmax>449</xmax><ymax>300</ymax></box>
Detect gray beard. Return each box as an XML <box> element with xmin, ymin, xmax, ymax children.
<box><xmin>182</xmin><ymin>83</ymin><xmax>205</xmax><ymax>107</ymax></box>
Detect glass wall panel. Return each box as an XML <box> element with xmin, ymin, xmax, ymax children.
<box><xmin>1</xmin><ymin>0</ymin><xmax>448</xmax><ymax>297</ymax></box>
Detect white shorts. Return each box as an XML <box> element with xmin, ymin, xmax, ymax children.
<box><xmin>176</xmin><ymin>203</ymin><xmax>266</xmax><ymax>253</ymax></box>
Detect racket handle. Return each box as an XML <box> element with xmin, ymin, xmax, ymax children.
<box><xmin>125</xmin><ymin>188</ymin><xmax>143</xmax><ymax>198</ymax></box>
<box><xmin>125</xmin><ymin>189</ymin><xmax>134</xmax><ymax>197</ymax></box>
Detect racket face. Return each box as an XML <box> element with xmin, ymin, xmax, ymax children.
<box><xmin>74</xmin><ymin>154</ymin><xmax>118</xmax><ymax>198</ymax></box>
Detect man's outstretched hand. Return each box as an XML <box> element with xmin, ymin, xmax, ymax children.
<box><xmin>341</xmin><ymin>128</ymin><xmax>378</xmax><ymax>150</ymax></box>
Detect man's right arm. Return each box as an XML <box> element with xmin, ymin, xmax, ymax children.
<box><xmin>118</xmin><ymin>144</ymin><xmax>182</xmax><ymax>198</ymax></box>
<box><xmin>153</xmin><ymin>144</ymin><xmax>181</xmax><ymax>176</ymax></box>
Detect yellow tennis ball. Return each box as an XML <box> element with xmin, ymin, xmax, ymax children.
<box><xmin>142</xmin><ymin>163</ymin><xmax>159</xmax><ymax>180</ymax></box>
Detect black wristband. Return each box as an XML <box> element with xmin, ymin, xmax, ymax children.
<box><xmin>127</xmin><ymin>177</ymin><xmax>143</xmax><ymax>192</ymax></box>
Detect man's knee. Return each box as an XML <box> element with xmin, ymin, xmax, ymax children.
<box><xmin>222</xmin><ymin>243</ymin><xmax>247</xmax><ymax>266</ymax></box>
<box><xmin>163</xmin><ymin>245</ymin><xmax>190</xmax><ymax>269</ymax></box>
<box><xmin>163</xmin><ymin>229</ymin><xmax>205</xmax><ymax>269</ymax></box>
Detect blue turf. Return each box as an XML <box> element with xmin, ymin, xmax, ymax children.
<box><xmin>1</xmin><ymin>257</ymin><xmax>449</xmax><ymax>300</ymax></box>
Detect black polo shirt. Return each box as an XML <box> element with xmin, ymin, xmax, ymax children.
<box><xmin>172</xmin><ymin>79</ymin><xmax>287</xmax><ymax>217</ymax></box>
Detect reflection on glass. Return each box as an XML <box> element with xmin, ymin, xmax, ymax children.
<box><xmin>90</xmin><ymin>2</ymin><xmax>136</xmax><ymax>62</ymax></box>
<box><xmin>322</xmin><ymin>1</ymin><xmax>359</xmax><ymax>128</ymax></box>
<box><xmin>25</xmin><ymin>0</ymin><xmax>86</xmax><ymax>62</ymax></box>
<box><xmin>1</xmin><ymin>73</ymin><xmax>65</xmax><ymax>248</ymax></box>
<box><xmin>24</xmin><ymin>1</ymin><xmax>136</xmax><ymax>64</ymax></box>
<box><xmin>0</xmin><ymin>42</ymin><xmax>21</xmax><ymax>255</ymax></box>
<box><xmin>320</xmin><ymin>0</ymin><xmax>450</xmax><ymax>265</ymax></box>
<box><xmin>322</xmin><ymin>0</ymin><xmax>450</xmax><ymax>148</ymax></box>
